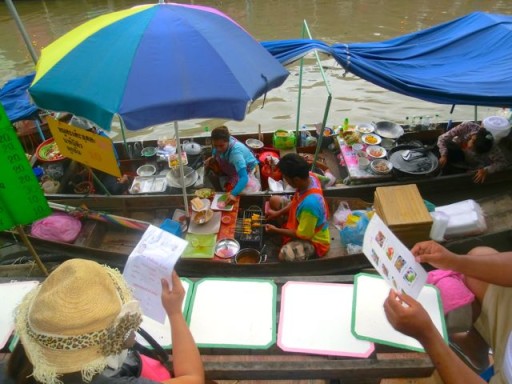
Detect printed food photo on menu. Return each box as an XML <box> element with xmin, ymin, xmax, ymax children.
<box><xmin>394</xmin><ymin>255</ymin><xmax>405</xmax><ymax>272</ymax></box>
<box><xmin>382</xmin><ymin>264</ymin><xmax>390</xmax><ymax>278</ymax></box>
<box><xmin>403</xmin><ymin>267</ymin><xmax>418</xmax><ymax>285</ymax></box>
<box><xmin>375</xmin><ymin>231</ymin><xmax>386</xmax><ymax>247</ymax></box>
<box><xmin>371</xmin><ymin>249</ymin><xmax>380</xmax><ymax>266</ymax></box>
<box><xmin>386</xmin><ymin>246</ymin><xmax>394</xmax><ymax>260</ymax></box>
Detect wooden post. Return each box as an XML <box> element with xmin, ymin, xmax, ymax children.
<box><xmin>15</xmin><ymin>225</ymin><xmax>49</xmax><ymax>276</ymax></box>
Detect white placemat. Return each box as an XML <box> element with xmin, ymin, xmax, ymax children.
<box><xmin>278</xmin><ymin>281</ymin><xmax>374</xmax><ymax>357</ymax></box>
<box><xmin>0</xmin><ymin>281</ymin><xmax>39</xmax><ymax>349</ymax></box>
<box><xmin>352</xmin><ymin>273</ymin><xmax>447</xmax><ymax>352</ymax></box>
<box><xmin>137</xmin><ymin>278</ymin><xmax>193</xmax><ymax>348</ymax></box>
<box><xmin>188</xmin><ymin>278</ymin><xmax>276</xmax><ymax>348</ymax></box>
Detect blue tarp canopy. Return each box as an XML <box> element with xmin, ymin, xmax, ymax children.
<box><xmin>263</xmin><ymin>12</ymin><xmax>512</xmax><ymax>107</ymax></box>
<box><xmin>0</xmin><ymin>72</ymin><xmax>38</xmax><ymax>122</ymax></box>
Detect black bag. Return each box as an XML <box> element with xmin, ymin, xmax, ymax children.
<box><xmin>102</xmin><ymin>328</ymin><xmax>172</xmax><ymax>378</ymax></box>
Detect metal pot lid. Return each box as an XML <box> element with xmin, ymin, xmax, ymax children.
<box><xmin>375</xmin><ymin>121</ymin><xmax>404</xmax><ymax>139</ymax></box>
<box><xmin>389</xmin><ymin>149</ymin><xmax>438</xmax><ymax>175</ymax></box>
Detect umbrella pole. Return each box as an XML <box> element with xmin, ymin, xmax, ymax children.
<box><xmin>5</xmin><ymin>0</ymin><xmax>39</xmax><ymax>64</ymax></box>
<box><xmin>15</xmin><ymin>225</ymin><xmax>49</xmax><ymax>276</ymax></box>
<box><xmin>174</xmin><ymin>121</ymin><xmax>189</xmax><ymax>217</ymax></box>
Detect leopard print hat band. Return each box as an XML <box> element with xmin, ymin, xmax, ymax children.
<box><xmin>15</xmin><ymin>259</ymin><xmax>142</xmax><ymax>384</ymax></box>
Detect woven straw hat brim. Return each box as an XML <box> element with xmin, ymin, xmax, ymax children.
<box><xmin>15</xmin><ymin>259</ymin><xmax>139</xmax><ymax>382</ymax></box>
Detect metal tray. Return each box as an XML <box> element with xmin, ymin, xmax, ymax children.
<box><xmin>129</xmin><ymin>175</ymin><xmax>168</xmax><ymax>194</ymax></box>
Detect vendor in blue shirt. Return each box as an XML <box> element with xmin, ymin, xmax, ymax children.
<box><xmin>205</xmin><ymin>126</ymin><xmax>260</xmax><ymax>204</ymax></box>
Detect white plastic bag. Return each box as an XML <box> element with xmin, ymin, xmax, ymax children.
<box><xmin>333</xmin><ymin>201</ymin><xmax>352</xmax><ymax>229</ymax></box>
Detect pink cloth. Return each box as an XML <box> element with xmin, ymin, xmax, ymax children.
<box><xmin>427</xmin><ymin>270</ymin><xmax>475</xmax><ymax>314</ymax></box>
<box><xmin>30</xmin><ymin>213</ymin><xmax>81</xmax><ymax>243</ymax></box>
<box><xmin>140</xmin><ymin>354</ymin><xmax>171</xmax><ymax>381</ymax></box>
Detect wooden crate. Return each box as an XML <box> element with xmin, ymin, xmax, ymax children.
<box><xmin>374</xmin><ymin>184</ymin><xmax>432</xmax><ymax>247</ymax></box>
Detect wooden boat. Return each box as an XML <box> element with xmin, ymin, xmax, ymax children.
<box><xmin>2</xmin><ymin>192</ymin><xmax>511</xmax><ymax>277</ymax></box>
<box><xmin>37</xmin><ymin>122</ymin><xmax>512</xmax><ymax>205</ymax></box>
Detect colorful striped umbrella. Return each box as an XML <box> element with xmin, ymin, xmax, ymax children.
<box><xmin>29</xmin><ymin>2</ymin><xmax>289</xmax><ymax>131</ymax></box>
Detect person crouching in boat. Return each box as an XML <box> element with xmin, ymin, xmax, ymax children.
<box><xmin>437</xmin><ymin>119</ymin><xmax>509</xmax><ymax>183</ymax></box>
<box><xmin>265</xmin><ymin>153</ymin><xmax>330</xmax><ymax>262</ymax></box>
<box><xmin>205</xmin><ymin>126</ymin><xmax>260</xmax><ymax>204</ymax></box>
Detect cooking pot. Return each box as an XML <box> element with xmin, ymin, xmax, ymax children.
<box><xmin>388</xmin><ymin>144</ymin><xmax>439</xmax><ymax>176</ymax></box>
<box><xmin>234</xmin><ymin>248</ymin><xmax>267</xmax><ymax>264</ymax></box>
<box><xmin>182</xmin><ymin>140</ymin><xmax>202</xmax><ymax>156</ymax></box>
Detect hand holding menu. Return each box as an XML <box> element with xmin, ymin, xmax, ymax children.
<box><xmin>362</xmin><ymin>213</ymin><xmax>427</xmax><ymax>298</ymax></box>
<box><xmin>123</xmin><ymin>225</ymin><xmax>188</xmax><ymax>323</ymax></box>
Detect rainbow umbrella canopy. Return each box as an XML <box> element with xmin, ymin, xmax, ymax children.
<box><xmin>28</xmin><ymin>2</ymin><xmax>289</xmax><ymax>131</ymax></box>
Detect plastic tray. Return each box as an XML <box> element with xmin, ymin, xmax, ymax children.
<box><xmin>129</xmin><ymin>175</ymin><xmax>168</xmax><ymax>194</ymax></box>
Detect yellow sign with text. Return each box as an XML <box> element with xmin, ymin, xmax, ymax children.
<box><xmin>47</xmin><ymin>117</ymin><xmax>121</xmax><ymax>177</ymax></box>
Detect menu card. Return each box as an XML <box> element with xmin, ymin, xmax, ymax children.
<box><xmin>362</xmin><ymin>213</ymin><xmax>427</xmax><ymax>298</ymax></box>
<box><xmin>123</xmin><ymin>225</ymin><xmax>188</xmax><ymax>323</ymax></box>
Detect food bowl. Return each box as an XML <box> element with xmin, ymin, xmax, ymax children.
<box><xmin>358</xmin><ymin>157</ymin><xmax>370</xmax><ymax>170</ymax></box>
<box><xmin>141</xmin><ymin>146</ymin><xmax>157</xmax><ymax>157</ymax></box>
<box><xmin>370</xmin><ymin>159</ymin><xmax>393</xmax><ymax>174</ymax></box>
<box><xmin>221</xmin><ymin>215</ymin><xmax>232</xmax><ymax>225</ymax></box>
<box><xmin>356</xmin><ymin>123</ymin><xmax>375</xmax><ymax>134</ymax></box>
<box><xmin>361</xmin><ymin>133</ymin><xmax>382</xmax><ymax>145</ymax></box>
<box><xmin>192</xmin><ymin>209</ymin><xmax>213</xmax><ymax>225</ymax></box>
<box><xmin>214</xmin><ymin>238</ymin><xmax>240</xmax><ymax>259</ymax></box>
<box><xmin>366</xmin><ymin>145</ymin><xmax>387</xmax><ymax>159</ymax></box>
<box><xmin>245</xmin><ymin>138</ymin><xmax>264</xmax><ymax>150</ymax></box>
<box><xmin>36</xmin><ymin>138</ymin><xmax>65</xmax><ymax>162</ymax></box>
<box><xmin>136</xmin><ymin>164</ymin><xmax>156</xmax><ymax>177</ymax></box>
<box><xmin>234</xmin><ymin>248</ymin><xmax>262</xmax><ymax>264</ymax></box>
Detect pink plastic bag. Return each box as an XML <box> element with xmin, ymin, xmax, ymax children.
<box><xmin>31</xmin><ymin>213</ymin><xmax>82</xmax><ymax>243</ymax></box>
<box><xmin>140</xmin><ymin>355</ymin><xmax>172</xmax><ymax>380</ymax></box>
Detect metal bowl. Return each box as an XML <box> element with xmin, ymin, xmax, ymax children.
<box><xmin>374</xmin><ymin>121</ymin><xmax>404</xmax><ymax>139</ymax></box>
<box><xmin>246</xmin><ymin>138</ymin><xmax>264</xmax><ymax>149</ymax></box>
<box><xmin>214</xmin><ymin>238</ymin><xmax>240</xmax><ymax>259</ymax></box>
<box><xmin>136</xmin><ymin>164</ymin><xmax>156</xmax><ymax>176</ymax></box>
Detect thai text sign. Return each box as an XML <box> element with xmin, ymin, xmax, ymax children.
<box><xmin>47</xmin><ymin>117</ymin><xmax>121</xmax><ymax>177</ymax></box>
<box><xmin>0</xmin><ymin>104</ymin><xmax>50</xmax><ymax>230</ymax></box>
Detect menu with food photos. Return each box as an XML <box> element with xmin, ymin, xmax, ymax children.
<box><xmin>362</xmin><ymin>213</ymin><xmax>427</xmax><ymax>298</ymax></box>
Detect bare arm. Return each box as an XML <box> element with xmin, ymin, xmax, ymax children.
<box><xmin>161</xmin><ymin>272</ymin><xmax>204</xmax><ymax>384</ymax></box>
<box><xmin>412</xmin><ymin>240</ymin><xmax>512</xmax><ymax>286</ymax></box>
<box><xmin>384</xmin><ymin>290</ymin><xmax>486</xmax><ymax>384</ymax></box>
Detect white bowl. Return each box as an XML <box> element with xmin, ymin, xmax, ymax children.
<box><xmin>245</xmin><ymin>138</ymin><xmax>264</xmax><ymax>149</ymax></box>
<box><xmin>356</xmin><ymin>123</ymin><xmax>375</xmax><ymax>134</ymax></box>
<box><xmin>358</xmin><ymin>157</ymin><xmax>370</xmax><ymax>170</ymax></box>
<box><xmin>366</xmin><ymin>145</ymin><xmax>387</xmax><ymax>159</ymax></box>
<box><xmin>362</xmin><ymin>133</ymin><xmax>382</xmax><ymax>145</ymax></box>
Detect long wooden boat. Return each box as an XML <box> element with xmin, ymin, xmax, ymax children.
<box><xmin>2</xmin><ymin>192</ymin><xmax>511</xmax><ymax>277</ymax></box>
<box><xmin>36</xmin><ymin>122</ymin><xmax>512</xmax><ymax>205</ymax></box>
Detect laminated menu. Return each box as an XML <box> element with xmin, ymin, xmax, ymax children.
<box><xmin>362</xmin><ymin>213</ymin><xmax>427</xmax><ymax>298</ymax></box>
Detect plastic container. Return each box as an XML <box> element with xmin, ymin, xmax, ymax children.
<box><xmin>483</xmin><ymin>115</ymin><xmax>511</xmax><ymax>141</ymax></box>
<box><xmin>160</xmin><ymin>218</ymin><xmax>182</xmax><ymax>237</ymax></box>
<box><xmin>272</xmin><ymin>130</ymin><xmax>296</xmax><ymax>149</ymax></box>
<box><xmin>429</xmin><ymin>211</ymin><xmax>449</xmax><ymax>241</ymax></box>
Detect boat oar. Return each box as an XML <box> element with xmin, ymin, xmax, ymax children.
<box><xmin>48</xmin><ymin>202</ymin><xmax>150</xmax><ymax>231</ymax></box>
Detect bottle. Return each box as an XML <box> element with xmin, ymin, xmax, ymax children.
<box><xmin>343</xmin><ymin>118</ymin><xmax>349</xmax><ymax>131</ymax></box>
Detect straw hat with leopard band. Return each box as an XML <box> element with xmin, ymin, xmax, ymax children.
<box><xmin>14</xmin><ymin>259</ymin><xmax>142</xmax><ymax>384</ymax></box>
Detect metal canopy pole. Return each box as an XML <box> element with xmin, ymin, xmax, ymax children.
<box><xmin>6</xmin><ymin>0</ymin><xmax>39</xmax><ymax>64</ymax></box>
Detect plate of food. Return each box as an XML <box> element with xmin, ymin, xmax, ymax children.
<box><xmin>194</xmin><ymin>188</ymin><xmax>214</xmax><ymax>199</ymax></box>
<box><xmin>192</xmin><ymin>209</ymin><xmax>214</xmax><ymax>225</ymax></box>
<box><xmin>36</xmin><ymin>138</ymin><xmax>65</xmax><ymax>162</ymax></box>
<box><xmin>191</xmin><ymin>197</ymin><xmax>211</xmax><ymax>212</ymax></box>
<box><xmin>366</xmin><ymin>145</ymin><xmax>387</xmax><ymax>159</ymax></box>
<box><xmin>361</xmin><ymin>133</ymin><xmax>382</xmax><ymax>145</ymax></box>
<box><xmin>211</xmin><ymin>193</ymin><xmax>235</xmax><ymax>211</ymax></box>
<box><xmin>356</xmin><ymin>123</ymin><xmax>375</xmax><ymax>134</ymax></box>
